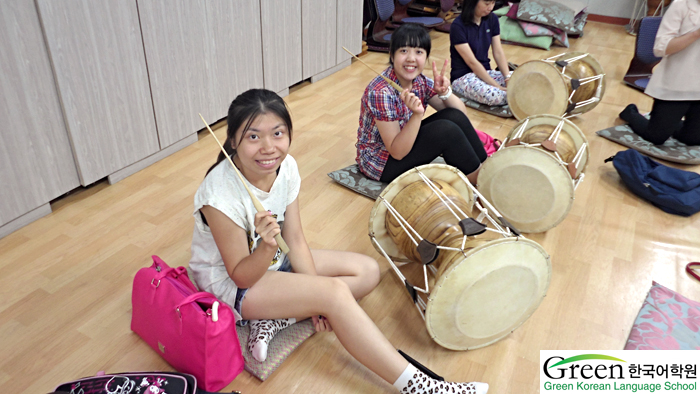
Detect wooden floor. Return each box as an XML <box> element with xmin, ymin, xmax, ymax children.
<box><xmin>2</xmin><ymin>21</ymin><xmax>700</xmax><ymax>394</ymax></box>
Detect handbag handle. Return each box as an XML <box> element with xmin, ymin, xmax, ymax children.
<box><xmin>174</xmin><ymin>292</ymin><xmax>224</xmax><ymax>322</ymax></box>
<box><xmin>175</xmin><ymin>292</ymin><xmax>220</xmax><ymax>310</ymax></box>
<box><xmin>151</xmin><ymin>255</ymin><xmax>188</xmax><ymax>280</ymax></box>
<box><xmin>150</xmin><ymin>255</ymin><xmax>200</xmax><ymax>294</ymax></box>
<box><xmin>687</xmin><ymin>262</ymin><xmax>700</xmax><ymax>282</ymax></box>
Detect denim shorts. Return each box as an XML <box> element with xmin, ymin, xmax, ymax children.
<box><xmin>233</xmin><ymin>256</ymin><xmax>292</xmax><ymax>322</ymax></box>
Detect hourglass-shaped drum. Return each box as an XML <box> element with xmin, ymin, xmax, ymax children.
<box><xmin>368</xmin><ymin>164</ymin><xmax>551</xmax><ymax>350</ymax></box>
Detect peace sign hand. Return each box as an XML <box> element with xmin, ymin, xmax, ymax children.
<box><xmin>432</xmin><ymin>59</ymin><xmax>450</xmax><ymax>96</ymax></box>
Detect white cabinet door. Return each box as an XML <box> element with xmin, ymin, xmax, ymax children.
<box><xmin>261</xmin><ymin>0</ymin><xmax>303</xmax><ymax>93</ymax></box>
<box><xmin>37</xmin><ymin>0</ymin><xmax>159</xmax><ymax>186</ymax></box>
<box><xmin>302</xmin><ymin>0</ymin><xmax>337</xmax><ymax>79</ymax></box>
<box><xmin>0</xmin><ymin>0</ymin><xmax>80</xmax><ymax>228</ymax></box>
<box><xmin>336</xmin><ymin>0</ymin><xmax>363</xmax><ymax>64</ymax></box>
<box><xmin>138</xmin><ymin>0</ymin><xmax>264</xmax><ymax>146</ymax></box>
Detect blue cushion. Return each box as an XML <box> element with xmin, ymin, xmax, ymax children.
<box><xmin>374</xmin><ymin>0</ymin><xmax>394</xmax><ymax>22</ymax></box>
<box><xmin>634</xmin><ymin>78</ymin><xmax>650</xmax><ymax>89</ymax></box>
<box><xmin>401</xmin><ymin>16</ymin><xmax>444</xmax><ymax>27</ymax></box>
<box><xmin>637</xmin><ymin>17</ymin><xmax>662</xmax><ymax>64</ymax></box>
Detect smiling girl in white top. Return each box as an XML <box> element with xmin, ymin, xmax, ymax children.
<box><xmin>190</xmin><ymin>89</ymin><xmax>489</xmax><ymax>394</ymax></box>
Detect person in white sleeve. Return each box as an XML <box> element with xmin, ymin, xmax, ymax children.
<box><xmin>619</xmin><ymin>0</ymin><xmax>700</xmax><ymax>145</ymax></box>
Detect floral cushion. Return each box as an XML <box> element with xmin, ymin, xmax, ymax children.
<box><xmin>327</xmin><ymin>164</ymin><xmax>387</xmax><ymax>199</ymax></box>
<box><xmin>459</xmin><ymin>95</ymin><xmax>514</xmax><ymax>118</ymax></box>
<box><xmin>516</xmin><ymin>0</ymin><xmax>582</xmax><ymax>35</ymax></box>
<box><xmin>517</xmin><ymin>20</ymin><xmax>569</xmax><ymax>47</ymax></box>
<box><xmin>548</xmin><ymin>0</ymin><xmax>587</xmax><ymax>15</ymax></box>
<box><xmin>502</xmin><ymin>4</ymin><xmax>569</xmax><ymax>47</ymax></box>
<box><xmin>625</xmin><ymin>282</ymin><xmax>700</xmax><ymax>350</ymax></box>
<box><xmin>499</xmin><ymin>16</ymin><xmax>553</xmax><ymax>50</ymax></box>
<box><xmin>596</xmin><ymin>119</ymin><xmax>700</xmax><ymax>164</ymax></box>
<box><xmin>327</xmin><ymin>158</ymin><xmax>453</xmax><ymax>199</ymax></box>
<box><xmin>569</xmin><ymin>12</ymin><xmax>588</xmax><ymax>37</ymax></box>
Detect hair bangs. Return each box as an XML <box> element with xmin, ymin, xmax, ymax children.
<box><xmin>389</xmin><ymin>23</ymin><xmax>431</xmax><ymax>64</ymax></box>
<box><xmin>395</xmin><ymin>32</ymin><xmax>428</xmax><ymax>50</ymax></box>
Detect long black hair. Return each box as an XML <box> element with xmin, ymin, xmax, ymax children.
<box><xmin>460</xmin><ymin>0</ymin><xmax>484</xmax><ymax>25</ymax></box>
<box><xmin>205</xmin><ymin>89</ymin><xmax>293</xmax><ymax>176</ymax></box>
<box><xmin>388</xmin><ymin>23</ymin><xmax>431</xmax><ymax>65</ymax></box>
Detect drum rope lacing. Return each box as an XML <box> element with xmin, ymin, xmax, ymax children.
<box><xmin>501</xmin><ymin>118</ymin><xmax>588</xmax><ymax>190</ymax></box>
<box><xmin>370</xmin><ymin>167</ymin><xmax>520</xmax><ymax>320</ymax></box>
<box><xmin>543</xmin><ymin>53</ymin><xmax>606</xmax><ymax>117</ymax></box>
<box><xmin>416</xmin><ymin>170</ymin><xmax>509</xmax><ymax>238</ymax></box>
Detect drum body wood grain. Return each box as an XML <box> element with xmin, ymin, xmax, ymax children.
<box><xmin>386</xmin><ymin>179</ymin><xmax>472</xmax><ymax>269</ymax></box>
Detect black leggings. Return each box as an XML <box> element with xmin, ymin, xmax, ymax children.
<box><xmin>380</xmin><ymin>108</ymin><xmax>487</xmax><ymax>183</ymax></box>
<box><xmin>626</xmin><ymin>99</ymin><xmax>700</xmax><ymax>145</ymax></box>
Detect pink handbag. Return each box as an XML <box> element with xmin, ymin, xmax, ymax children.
<box><xmin>131</xmin><ymin>255</ymin><xmax>244</xmax><ymax>392</ymax></box>
<box><xmin>475</xmin><ymin>129</ymin><xmax>501</xmax><ymax>157</ymax></box>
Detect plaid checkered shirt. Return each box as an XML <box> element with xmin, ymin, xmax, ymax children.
<box><xmin>355</xmin><ymin>66</ymin><xmax>436</xmax><ymax>180</ymax></box>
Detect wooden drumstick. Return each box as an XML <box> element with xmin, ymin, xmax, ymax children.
<box><xmin>342</xmin><ymin>46</ymin><xmax>403</xmax><ymax>93</ymax></box>
<box><xmin>198</xmin><ymin>113</ymin><xmax>290</xmax><ymax>254</ymax></box>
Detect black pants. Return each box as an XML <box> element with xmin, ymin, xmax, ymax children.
<box><xmin>380</xmin><ymin>108</ymin><xmax>487</xmax><ymax>183</ymax></box>
<box><xmin>626</xmin><ymin>99</ymin><xmax>700</xmax><ymax>145</ymax></box>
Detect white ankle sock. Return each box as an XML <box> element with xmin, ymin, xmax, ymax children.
<box><xmin>393</xmin><ymin>363</ymin><xmax>489</xmax><ymax>394</ymax></box>
<box><xmin>247</xmin><ymin>318</ymin><xmax>296</xmax><ymax>362</ymax></box>
<box><xmin>393</xmin><ymin>364</ymin><xmax>419</xmax><ymax>391</ymax></box>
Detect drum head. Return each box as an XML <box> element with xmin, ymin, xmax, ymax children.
<box><xmin>425</xmin><ymin>237</ymin><xmax>550</xmax><ymax>350</ymax></box>
<box><xmin>508</xmin><ymin>115</ymin><xmax>589</xmax><ymax>177</ymax></box>
<box><xmin>369</xmin><ymin>164</ymin><xmax>474</xmax><ymax>259</ymax></box>
<box><xmin>507</xmin><ymin>60</ymin><xmax>569</xmax><ymax>120</ymax></box>
<box><xmin>478</xmin><ymin>146</ymin><xmax>574</xmax><ymax>233</ymax></box>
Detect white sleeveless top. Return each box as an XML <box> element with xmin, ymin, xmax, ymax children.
<box><xmin>189</xmin><ymin>155</ymin><xmax>301</xmax><ymax>310</ymax></box>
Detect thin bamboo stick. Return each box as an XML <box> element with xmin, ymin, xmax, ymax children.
<box><xmin>198</xmin><ymin>113</ymin><xmax>290</xmax><ymax>254</ymax></box>
<box><xmin>342</xmin><ymin>46</ymin><xmax>404</xmax><ymax>92</ymax></box>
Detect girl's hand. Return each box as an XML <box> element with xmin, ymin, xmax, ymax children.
<box><xmin>400</xmin><ymin>84</ymin><xmax>425</xmax><ymax>115</ymax></box>
<box><xmin>253</xmin><ymin>211</ymin><xmax>281</xmax><ymax>249</ymax></box>
<box><xmin>432</xmin><ymin>59</ymin><xmax>451</xmax><ymax>96</ymax></box>
<box><xmin>312</xmin><ymin>315</ymin><xmax>333</xmax><ymax>332</ymax></box>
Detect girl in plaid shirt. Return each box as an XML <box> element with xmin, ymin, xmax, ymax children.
<box><xmin>356</xmin><ymin>23</ymin><xmax>487</xmax><ymax>185</ymax></box>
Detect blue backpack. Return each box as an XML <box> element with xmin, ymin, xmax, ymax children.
<box><xmin>606</xmin><ymin>150</ymin><xmax>700</xmax><ymax>217</ymax></box>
